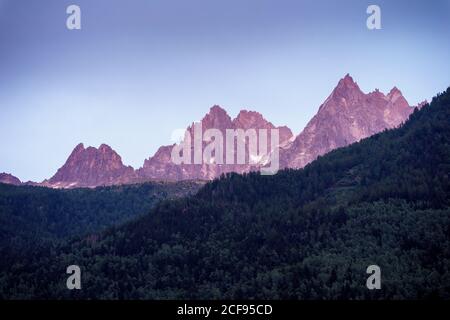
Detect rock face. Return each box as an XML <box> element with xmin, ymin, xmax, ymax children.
<box><xmin>43</xmin><ymin>143</ymin><xmax>136</xmax><ymax>188</ymax></box>
<box><xmin>0</xmin><ymin>173</ymin><xmax>21</xmax><ymax>185</ymax></box>
<box><xmin>11</xmin><ymin>74</ymin><xmax>418</xmax><ymax>188</ymax></box>
<box><xmin>44</xmin><ymin>106</ymin><xmax>291</xmax><ymax>187</ymax></box>
<box><xmin>136</xmin><ymin>105</ymin><xmax>293</xmax><ymax>180</ymax></box>
<box><xmin>281</xmin><ymin>74</ymin><xmax>416</xmax><ymax>168</ymax></box>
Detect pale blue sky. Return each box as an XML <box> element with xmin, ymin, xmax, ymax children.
<box><xmin>0</xmin><ymin>0</ymin><xmax>449</xmax><ymax>182</ymax></box>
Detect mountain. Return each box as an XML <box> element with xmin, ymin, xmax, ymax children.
<box><xmin>136</xmin><ymin>105</ymin><xmax>293</xmax><ymax>181</ymax></box>
<box><xmin>281</xmin><ymin>74</ymin><xmax>418</xmax><ymax>168</ymax></box>
<box><xmin>0</xmin><ymin>173</ymin><xmax>21</xmax><ymax>186</ymax></box>
<box><xmin>11</xmin><ymin>74</ymin><xmax>421</xmax><ymax>188</ymax></box>
<box><xmin>138</xmin><ymin>75</ymin><xmax>417</xmax><ymax>181</ymax></box>
<box><xmin>43</xmin><ymin>143</ymin><xmax>136</xmax><ymax>188</ymax></box>
<box><xmin>2</xmin><ymin>87</ymin><xmax>448</xmax><ymax>299</ymax></box>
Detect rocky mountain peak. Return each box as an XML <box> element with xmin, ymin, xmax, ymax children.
<box><xmin>321</xmin><ymin>74</ymin><xmax>364</xmax><ymax>110</ymax></box>
<box><xmin>99</xmin><ymin>143</ymin><xmax>113</xmax><ymax>152</ymax></box>
<box><xmin>199</xmin><ymin>105</ymin><xmax>233</xmax><ymax>130</ymax></box>
<box><xmin>283</xmin><ymin>74</ymin><xmax>415</xmax><ymax>169</ymax></box>
<box><xmin>335</xmin><ymin>74</ymin><xmax>360</xmax><ymax>91</ymax></box>
<box><xmin>387</xmin><ymin>86</ymin><xmax>404</xmax><ymax>102</ymax></box>
<box><xmin>233</xmin><ymin>110</ymin><xmax>271</xmax><ymax>129</ymax></box>
<box><xmin>44</xmin><ymin>143</ymin><xmax>135</xmax><ymax>188</ymax></box>
<box><xmin>71</xmin><ymin>142</ymin><xmax>85</xmax><ymax>153</ymax></box>
<box><xmin>0</xmin><ymin>173</ymin><xmax>21</xmax><ymax>185</ymax></box>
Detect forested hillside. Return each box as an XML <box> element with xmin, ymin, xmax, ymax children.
<box><xmin>0</xmin><ymin>181</ymin><xmax>202</xmax><ymax>270</ymax></box>
<box><xmin>1</xmin><ymin>88</ymin><xmax>449</xmax><ymax>299</ymax></box>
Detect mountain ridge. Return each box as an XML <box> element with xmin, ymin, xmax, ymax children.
<box><xmin>281</xmin><ymin>74</ymin><xmax>418</xmax><ymax>169</ymax></box>
<box><xmin>2</xmin><ymin>74</ymin><xmax>421</xmax><ymax>188</ymax></box>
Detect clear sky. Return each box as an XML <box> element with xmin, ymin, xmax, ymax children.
<box><xmin>0</xmin><ymin>0</ymin><xmax>449</xmax><ymax>182</ymax></box>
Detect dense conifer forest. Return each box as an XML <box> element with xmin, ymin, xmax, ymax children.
<box><xmin>0</xmin><ymin>181</ymin><xmax>202</xmax><ymax>270</ymax></box>
<box><xmin>0</xmin><ymin>88</ymin><xmax>449</xmax><ymax>299</ymax></box>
